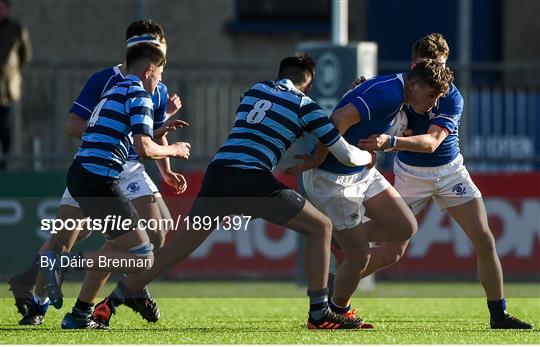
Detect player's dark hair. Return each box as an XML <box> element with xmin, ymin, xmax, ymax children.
<box><xmin>412</xmin><ymin>33</ymin><xmax>449</xmax><ymax>62</ymax></box>
<box><xmin>125</xmin><ymin>19</ymin><xmax>165</xmax><ymax>43</ymax></box>
<box><xmin>278</xmin><ymin>53</ymin><xmax>316</xmax><ymax>86</ymax></box>
<box><xmin>126</xmin><ymin>43</ymin><xmax>166</xmax><ymax>71</ymax></box>
<box><xmin>407</xmin><ymin>60</ymin><xmax>453</xmax><ymax>95</ymax></box>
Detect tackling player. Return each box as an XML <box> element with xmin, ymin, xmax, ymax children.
<box><xmin>93</xmin><ymin>53</ymin><xmax>376</xmax><ymax>330</ymax></box>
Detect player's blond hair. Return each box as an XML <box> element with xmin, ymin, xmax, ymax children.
<box><xmin>412</xmin><ymin>33</ymin><xmax>449</xmax><ymax>63</ymax></box>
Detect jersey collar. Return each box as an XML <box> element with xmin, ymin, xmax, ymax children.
<box><xmin>113</xmin><ymin>64</ymin><xmax>124</xmax><ymax>78</ymax></box>
<box><xmin>397</xmin><ymin>73</ymin><xmax>405</xmax><ymax>86</ymax></box>
<box><xmin>275</xmin><ymin>78</ymin><xmax>298</xmax><ymax>91</ymax></box>
<box><xmin>125</xmin><ymin>74</ymin><xmax>144</xmax><ymax>86</ymax></box>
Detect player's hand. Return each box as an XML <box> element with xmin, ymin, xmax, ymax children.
<box><xmin>403</xmin><ymin>129</ymin><xmax>413</xmax><ymax>137</ymax></box>
<box><xmin>284</xmin><ymin>154</ymin><xmax>323</xmax><ymax>176</ymax></box>
<box><xmin>365</xmin><ymin>151</ymin><xmax>378</xmax><ymax>170</ymax></box>
<box><xmin>172</xmin><ymin>142</ymin><xmax>191</xmax><ymax>159</ymax></box>
<box><xmin>384</xmin><ymin>148</ymin><xmax>401</xmax><ymax>153</ymax></box>
<box><xmin>162</xmin><ymin>170</ymin><xmax>188</xmax><ymax>195</ymax></box>
<box><xmin>166</xmin><ymin>93</ymin><xmax>182</xmax><ymax>117</ymax></box>
<box><xmin>350</xmin><ymin>76</ymin><xmax>367</xmax><ymax>89</ymax></box>
<box><xmin>358</xmin><ymin>134</ymin><xmax>390</xmax><ymax>151</ymax></box>
<box><xmin>154</xmin><ymin>119</ymin><xmax>189</xmax><ymax>138</ymax></box>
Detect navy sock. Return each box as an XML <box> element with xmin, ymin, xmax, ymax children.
<box><xmin>487</xmin><ymin>298</ymin><xmax>506</xmax><ymax>321</ymax></box>
<box><xmin>307</xmin><ymin>287</ymin><xmax>329</xmax><ymax>321</ymax></box>
<box><xmin>329</xmin><ymin>298</ymin><xmax>350</xmax><ymax>314</ymax></box>
<box><xmin>73</xmin><ymin>298</ymin><xmax>93</xmax><ymax>318</ymax></box>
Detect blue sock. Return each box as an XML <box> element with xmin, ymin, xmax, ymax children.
<box><xmin>308</xmin><ymin>287</ymin><xmax>329</xmax><ymax>321</ymax></box>
<box><xmin>487</xmin><ymin>298</ymin><xmax>506</xmax><ymax>321</ymax></box>
<box><xmin>329</xmin><ymin>298</ymin><xmax>350</xmax><ymax>314</ymax></box>
<box><xmin>30</xmin><ymin>295</ymin><xmax>49</xmax><ymax>315</ymax></box>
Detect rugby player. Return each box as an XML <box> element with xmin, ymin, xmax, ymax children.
<box><xmin>10</xmin><ymin>20</ymin><xmax>187</xmax><ymax>328</ymax></box>
<box><xmin>45</xmin><ymin>43</ymin><xmax>190</xmax><ymax>329</ymax></box>
<box><xmin>287</xmin><ymin>60</ymin><xmax>453</xmax><ymax>325</ymax></box>
<box><xmin>352</xmin><ymin>33</ymin><xmax>532</xmax><ymax>330</ymax></box>
<box><xmin>93</xmin><ymin>53</ymin><xmax>376</xmax><ymax>330</ymax></box>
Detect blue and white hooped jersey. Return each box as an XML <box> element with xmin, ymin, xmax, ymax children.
<box><xmin>398</xmin><ymin>83</ymin><xmax>463</xmax><ymax>167</ymax></box>
<box><xmin>70</xmin><ymin>64</ymin><xmax>167</xmax><ymax>161</ymax></box>
<box><xmin>212</xmin><ymin>79</ymin><xmax>341</xmax><ymax>172</ymax></box>
<box><xmin>74</xmin><ymin>75</ymin><xmax>155</xmax><ymax>178</ymax></box>
<box><xmin>319</xmin><ymin>74</ymin><xmax>405</xmax><ymax>175</ymax></box>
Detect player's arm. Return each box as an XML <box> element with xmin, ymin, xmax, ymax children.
<box><xmin>66</xmin><ymin>71</ymin><xmax>105</xmax><ymax>138</ymax></box>
<box><xmin>129</xmin><ymin>94</ymin><xmax>191</xmax><ymax>160</ymax></box>
<box><xmin>153</xmin><ymin>119</ymin><xmax>189</xmax><ymax>138</ymax></box>
<box><xmin>154</xmin><ymin>136</ymin><xmax>188</xmax><ymax>194</ymax></box>
<box><xmin>152</xmin><ymin>83</ymin><xmax>189</xmax><ymax>137</ymax></box>
<box><xmin>327</xmin><ymin>137</ymin><xmax>373</xmax><ymax>166</ymax></box>
<box><xmin>134</xmin><ymin>135</ymin><xmax>190</xmax><ymax>159</ymax></box>
<box><xmin>166</xmin><ymin>93</ymin><xmax>182</xmax><ymax>118</ymax></box>
<box><xmin>64</xmin><ymin>113</ymin><xmax>87</xmax><ymax>139</ymax></box>
<box><xmin>393</xmin><ymin>125</ymin><xmax>448</xmax><ymax>152</ymax></box>
<box><xmin>331</xmin><ymin>103</ymin><xmax>362</xmax><ymax>133</ymax></box>
<box><xmin>151</xmin><ymin>90</ymin><xmax>189</xmax><ymax>192</ymax></box>
<box><xmin>286</xmin><ymin>102</ymin><xmax>370</xmax><ymax>175</ymax></box>
<box><xmin>358</xmin><ymin>125</ymin><xmax>448</xmax><ymax>153</ymax></box>
<box><xmin>310</xmin><ymin>102</ymin><xmax>364</xmax><ymax>164</ymax></box>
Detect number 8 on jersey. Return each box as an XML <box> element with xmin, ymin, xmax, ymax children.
<box><xmin>246</xmin><ymin>99</ymin><xmax>273</xmax><ymax>124</ymax></box>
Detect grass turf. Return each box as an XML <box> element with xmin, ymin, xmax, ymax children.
<box><xmin>1</xmin><ymin>281</ymin><xmax>539</xmax><ymax>344</ymax></box>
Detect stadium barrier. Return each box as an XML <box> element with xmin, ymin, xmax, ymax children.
<box><xmin>1</xmin><ymin>171</ymin><xmax>538</xmax><ymax>280</ymax></box>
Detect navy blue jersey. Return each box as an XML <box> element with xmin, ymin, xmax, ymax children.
<box><xmin>212</xmin><ymin>79</ymin><xmax>341</xmax><ymax>171</ymax></box>
<box><xmin>70</xmin><ymin>64</ymin><xmax>167</xmax><ymax>161</ymax></box>
<box><xmin>74</xmin><ymin>75</ymin><xmax>154</xmax><ymax>178</ymax></box>
<box><xmin>319</xmin><ymin>74</ymin><xmax>405</xmax><ymax>174</ymax></box>
<box><xmin>398</xmin><ymin>83</ymin><xmax>463</xmax><ymax>166</ymax></box>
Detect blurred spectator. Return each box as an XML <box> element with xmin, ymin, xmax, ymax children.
<box><xmin>0</xmin><ymin>0</ymin><xmax>31</xmax><ymax>169</ymax></box>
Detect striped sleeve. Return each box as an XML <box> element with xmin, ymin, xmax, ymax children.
<box><xmin>298</xmin><ymin>98</ymin><xmax>340</xmax><ymax>147</ymax></box>
<box><xmin>126</xmin><ymin>87</ymin><xmax>154</xmax><ymax>137</ymax></box>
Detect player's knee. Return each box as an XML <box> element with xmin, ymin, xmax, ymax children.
<box><xmin>471</xmin><ymin>230</ymin><xmax>496</xmax><ymax>254</ymax></box>
<box><xmin>345</xmin><ymin>251</ymin><xmax>370</xmax><ymax>273</ymax></box>
<box><xmin>320</xmin><ymin>216</ymin><xmax>333</xmax><ymax>241</ymax></box>
<box><xmin>383</xmin><ymin>248</ymin><xmax>405</xmax><ymax>266</ymax></box>
<box><xmin>396</xmin><ymin>216</ymin><xmax>417</xmax><ymax>241</ymax></box>
<box><xmin>309</xmin><ymin>213</ymin><xmax>332</xmax><ymax>241</ymax></box>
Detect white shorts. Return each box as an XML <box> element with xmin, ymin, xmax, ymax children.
<box><xmin>61</xmin><ymin>161</ymin><xmax>160</xmax><ymax>208</ymax></box>
<box><xmin>394</xmin><ymin>154</ymin><xmax>482</xmax><ymax>215</ymax></box>
<box><xmin>302</xmin><ymin>168</ymin><xmax>391</xmax><ymax>231</ymax></box>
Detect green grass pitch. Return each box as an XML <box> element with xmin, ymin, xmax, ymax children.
<box><xmin>1</xmin><ymin>281</ymin><xmax>539</xmax><ymax>344</ymax></box>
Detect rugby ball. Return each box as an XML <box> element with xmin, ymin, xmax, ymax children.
<box><xmin>385</xmin><ymin>109</ymin><xmax>408</xmax><ymax>137</ymax></box>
